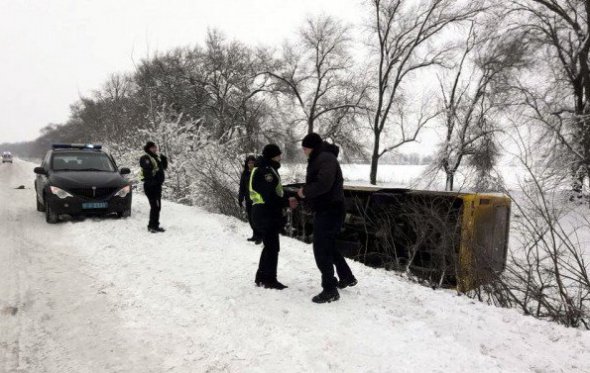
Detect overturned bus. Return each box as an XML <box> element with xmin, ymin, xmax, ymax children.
<box><xmin>283</xmin><ymin>184</ymin><xmax>511</xmax><ymax>292</ymax></box>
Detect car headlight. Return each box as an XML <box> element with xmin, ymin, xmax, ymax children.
<box><xmin>114</xmin><ymin>185</ymin><xmax>131</xmax><ymax>198</ymax></box>
<box><xmin>49</xmin><ymin>186</ymin><xmax>73</xmax><ymax>199</ymax></box>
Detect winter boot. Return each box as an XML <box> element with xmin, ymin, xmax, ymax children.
<box><xmin>337</xmin><ymin>277</ymin><xmax>358</xmax><ymax>289</ymax></box>
<box><xmin>258</xmin><ymin>280</ymin><xmax>288</xmax><ymax>290</ymax></box>
<box><xmin>312</xmin><ymin>289</ymin><xmax>340</xmax><ymax>303</ymax></box>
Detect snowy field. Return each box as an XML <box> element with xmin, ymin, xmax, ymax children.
<box><xmin>1</xmin><ymin>159</ymin><xmax>590</xmax><ymax>373</ymax></box>
<box><xmin>283</xmin><ymin>163</ymin><xmax>523</xmax><ymax>191</ymax></box>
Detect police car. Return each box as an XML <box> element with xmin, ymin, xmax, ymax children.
<box><xmin>2</xmin><ymin>151</ymin><xmax>12</xmax><ymax>163</ymax></box>
<box><xmin>34</xmin><ymin>144</ymin><xmax>132</xmax><ymax>223</ymax></box>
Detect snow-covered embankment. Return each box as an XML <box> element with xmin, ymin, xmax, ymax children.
<box><xmin>1</xmin><ymin>159</ymin><xmax>589</xmax><ymax>373</ymax></box>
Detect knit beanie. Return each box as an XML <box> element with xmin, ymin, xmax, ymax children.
<box><xmin>302</xmin><ymin>133</ymin><xmax>323</xmax><ymax>149</ymax></box>
<box><xmin>262</xmin><ymin>144</ymin><xmax>282</xmax><ymax>159</ymax></box>
<box><xmin>144</xmin><ymin>141</ymin><xmax>157</xmax><ymax>153</ymax></box>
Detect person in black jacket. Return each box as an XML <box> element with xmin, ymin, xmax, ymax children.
<box><xmin>239</xmin><ymin>155</ymin><xmax>261</xmax><ymax>244</ymax></box>
<box><xmin>140</xmin><ymin>141</ymin><xmax>168</xmax><ymax>233</ymax></box>
<box><xmin>297</xmin><ymin>133</ymin><xmax>357</xmax><ymax>303</ymax></box>
<box><xmin>250</xmin><ymin>144</ymin><xmax>298</xmax><ymax>290</ymax></box>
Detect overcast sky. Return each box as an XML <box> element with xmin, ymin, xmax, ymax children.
<box><xmin>0</xmin><ymin>0</ymin><xmax>364</xmax><ymax>143</ymax></box>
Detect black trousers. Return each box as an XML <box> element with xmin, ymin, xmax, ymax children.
<box><xmin>313</xmin><ymin>204</ymin><xmax>354</xmax><ymax>291</ymax></box>
<box><xmin>252</xmin><ymin>206</ymin><xmax>282</xmax><ymax>283</ymax></box>
<box><xmin>256</xmin><ymin>229</ymin><xmax>280</xmax><ymax>283</ymax></box>
<box><xmin>144</xmin><ymin>183</ymin><xmax>162</xmax><ymax>228</ymax></box>
<box><xmin>245</xmin><ymin>202</ymin><xmax>261</xmax><ymax>239</ymax></box>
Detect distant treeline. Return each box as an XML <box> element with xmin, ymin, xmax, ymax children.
<box><xmin>3</xmin><ymin>0</ymin><xmax>589</xmax><ymax>193</ymax></box>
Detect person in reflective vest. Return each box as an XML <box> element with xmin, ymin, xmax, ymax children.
<box><xmin>249</xmin><ymin>144</ymin><xmax>298</xmax><ymax>289</ymax></box>
<box><xmin>239</xmin><ymin>155</ymin><xmax>262</xmax><ymax>244</ymax></box>
<box><xmin>140</xmin><ymin>141</ymin><xmax>168</xmax><ymax>233</ymax></box>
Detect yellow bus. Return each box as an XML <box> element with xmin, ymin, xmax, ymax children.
<box><xmin>284</xmin><ymin>185</ymin><xmax>511</xmax><ymax>292</ymax></box>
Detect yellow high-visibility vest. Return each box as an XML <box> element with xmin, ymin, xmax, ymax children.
<box><xmin>249</xmin><ymin>167</ymin><xmax>284</xmax><ymax>205</ymax></box>
<box><xmin>140</xmin><ymin>154</ymin><xmax>160</xmax><ymax>181</ymax></box>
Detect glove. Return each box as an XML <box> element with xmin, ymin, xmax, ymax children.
<box><xmin>160</xmin><ymin>155</ymin><xmax>168</xmax><ymax>170</ymax></box>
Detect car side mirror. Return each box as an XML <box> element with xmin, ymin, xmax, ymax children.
<box><xmin>34</xmin><ymin>167</ymin><xmax>47</xmax><ymax>175</ymax></box>
<box><xmin>120</xmin><ymin>167</ymin><xmax>131</xmax><ymax>175</ymax></box>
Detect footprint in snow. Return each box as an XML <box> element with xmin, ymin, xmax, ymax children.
<box><xmin>1</xmin><ymin>306</ymin><xmax>18</xmax><ymax>316</ymax></box>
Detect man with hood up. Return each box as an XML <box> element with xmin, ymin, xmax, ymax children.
<box><xmin>140</xmin><ymin>141</ymin><xmax>168</xmax><ymax>233</ymax></box>
<box><xmin>239</xmin><ymin>155</ymin><xmax>261</xmax><ymax>244</ymax></box>
<box><xmin>297</xmin><ymin>133</ymin><xmax>357</xmax><ymax>303</ymax></box>
<box><xmin>249</xmin><ymin>144</ymin><xmax>298</xmax><ymax>289</ymax></box>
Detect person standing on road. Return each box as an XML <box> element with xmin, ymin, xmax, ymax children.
<box><xmin>239</xmin><ymin>155</ymin><xmax>262</xmax><ymax>244</ymax></box>
<box><xmin>297</xmin><ymin>133</ymin><xmax>357</xmax><ymax>303</ymax></box>
<box><xmin>250</xmin><ymin>144</ymin><xmax>298</xmax><ymax>290</ymax></box>
<box><xmin>140</xmin><ymin>141</ymin><xmax>168</xmax><ymax>233</ymax></box>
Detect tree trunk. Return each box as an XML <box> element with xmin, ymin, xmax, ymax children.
<box><xmin>445</xmin><ymin>171</ymin><xmax>454</xmax><ymax>191</ymax></box>
<box><xmin>370</xmin><ymin>132</ymin><xmax>380</xmax><ymax>185</ymax></box>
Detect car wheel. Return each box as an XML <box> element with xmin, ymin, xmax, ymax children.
<box><xmin>45</xmin><ymin>202</ymin><xmax>58</xmax><ymax>224</ymax></box>
<box><xmin>36</xmin><ymin>196</ymin><xmax>45</xmax><ymax>212</ymax></box>
<box><xmin>117</xmin><ymin>209</ymin><xmax>131</xmax><ymax>218</ymax></box>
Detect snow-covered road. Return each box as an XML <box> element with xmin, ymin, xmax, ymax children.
<box><xmin>1</xmin><ymin>160</ymin><xmax>589</xmax><ymax>373</ymax></box>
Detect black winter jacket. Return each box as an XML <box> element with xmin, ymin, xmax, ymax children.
<box><xmin>239</xmin><ymin>168</ymin><xmax>252</xmax><ymax>206</ymax></box>
<box><xmin>250</xmin><ymin>156</ymin><xmax>289</xmax><ymax>218</ymax></box>
<box><xmin>140</xmin><ymin>152</ymin><xmax>168</xmax><ymax>186</ymax></box>
<box><xmin>302</xmin><ymin>143</ymin><xmax>345</xmax><ymax>212</ymax></box>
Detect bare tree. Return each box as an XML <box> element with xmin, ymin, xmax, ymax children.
<box><xmin>93</xmin><ymin>73</ymin><xmax>139</xmax><ymax>153</ymax></box>
<box><xmin>200</xmin><ymin>30</ymin><xmax>275</xmax><ymax>147</ymax></box>
<box><xmin>512</xmin><ymin>0</ymin><xmax>590</xmax><ymax>195</ymax></box>
<box><xmin>437</xmin><ymin>22</ymin><xmax>528</xmax><ymax>191</ymax></box>
<box><xmin>468</xmin><ymin>123</ymin><xmax>590</xmax><ymax>329</ymax></box>
<box><xmin>366</xmin><ymin>0</ymin><xmax>484</xmax><ymax>185</ymax></box>
<box><xmin>133</xmin><ymin>30</ymin><xmax>275</xmax><ymax>152</ymax></box>
<box><xmin>265</xmin><ymin>15</ymin><xmax>367</xmax><ymax>140</ymax></box>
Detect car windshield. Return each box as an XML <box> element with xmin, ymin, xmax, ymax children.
<box><xmin>51</xmin><ymin>152</ymin><xmax>115</xmax><ymax>172</ymax></box>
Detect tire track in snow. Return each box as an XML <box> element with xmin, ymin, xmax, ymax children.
<box><xmin>0</xmin><ymin>161</ymin><xmax>30</xmax><ymax>372</ymax></box>
<box><xmin>0</xmin><ymin>160</ymin><xmax>155</xmax><ymax>373</ymax></box>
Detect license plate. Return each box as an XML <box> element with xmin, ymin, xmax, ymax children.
<box><xmin>82</xmin><ymin>202</ymin><xmax>108</xmax><ymax>209</ymax></box>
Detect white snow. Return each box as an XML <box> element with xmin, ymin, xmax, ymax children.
<box><xmin>283</xmin><ymin>163</ymin><xmax>525</xmax><ymax>192</ymax></box>
<box><xmin>1</xmin><ymin>159</ymin><xmax>590</xmax><ymax>373</ymax></box>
